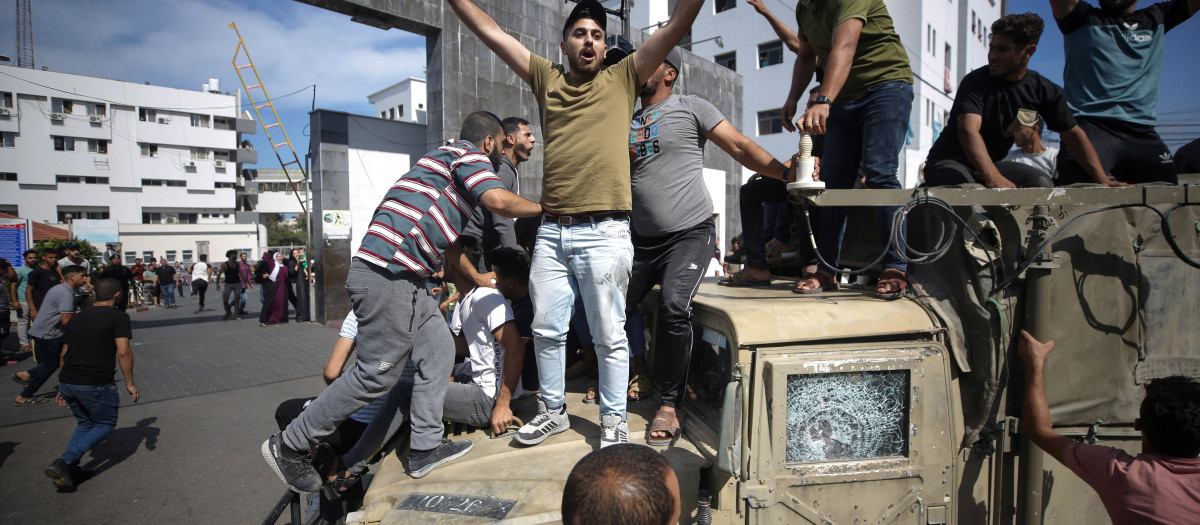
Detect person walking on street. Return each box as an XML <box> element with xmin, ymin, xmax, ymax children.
<box><xmin>191</xmin><ymin>254</ymin><xmax>211</xmax><ymax>313</ymax></box>
<box><xmin>15</xmin><ymin>265</ymin><xmax>86</xmax><ymax>405</ymax></box>
<box><xmin>98</xmin><ymin>255</ymin><xmax>133</xmax><ymax>312</ymax></box>
<box><xmin>218</xmin><ymin>250</ymin><xmax>243</xmax><ymax>321</ymax></box>
<box><xmin>152</xmin><ymin>258</ymin><xmax>177</xmax><ymax>309</ymax></box>
<box><xmin>259</xmin><ymin>251</ymin><xmax>290</xmax><ymax>326</ymax></box>
<box><xmin>44</xmin><ymin>278</ymin><xmax>138</xmax><ymax>492</ymax></box>
<box><xmin>59</xmin><ymin>242</ymin><xmax>94</xmax><ymax>310</ymax></box>
<box><xmin>237</xmin><ymin>252</ymin><xmax>254</xmax><ymax>315</ymax></box>
<box><xmin>13</xmin><ymin>250</ymin><xmax>39</xmax><ymax>351</ymax></box>
<box><xmin>176</xmin><ymin>262</ymin><xmax>190</xmax><ymax>300</ymax></box>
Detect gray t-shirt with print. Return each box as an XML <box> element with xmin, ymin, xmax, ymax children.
<box><xmin>29</xmin><ymin>283</ymin><xmax>75</xmax><ymax>340</ymax></box>
<box><xmin>629</xmin><ymin>94</ymin><xmax>725</xmax><ymax>237</ymax></box>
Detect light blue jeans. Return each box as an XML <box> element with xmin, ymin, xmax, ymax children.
<box><xmin>530</xmin><ymin>218</ymin><xmax>633</xmax><ymax>420</ymax></box>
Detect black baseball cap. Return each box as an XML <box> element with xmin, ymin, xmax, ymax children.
<box><xmin>563</xmin><ymin>0</ymin><xmax>608</xmax><ymax>39</ymax></box>
<box><xmin>64</xmin><ymin>241</ymin><xmax>81</xmax><ymax>250</ymax></box>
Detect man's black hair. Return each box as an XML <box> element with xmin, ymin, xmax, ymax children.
<box><xmin>24</xmin><ymin>249</ymin><xmax>37</xmax><ymax>258</ymax></box>
<box><xmin>562</xmin><ymin>0</ymin><xmax>608</xmax><ymax>41</ymax></box>
<box><xmin>562</xmin><ymin>444</ymin><xmax>674</xmax><ymax>525</ymax></box>
<box><xmin>41</xmin><ymin>247</ymin><xmax>59</xmax><ymax>257</ymax></box>
<box><xmin>94</xmin><ymin>278</ymin><xmax>122</xmax><ymax>302</ymax></box>
<box><xmin>502</xmin><ymin>117</ymin><xmax>530</xmax><ymax>137</ymax></box>
<box><xmin>199</xmin><ymin>253</ymin><xmax>208</xmax><ymax>262</ymax></box>
<box><xmin>489</xmin><ymin>248</ymin><xmax>530</xmax><ymax>287</ymax></box>
<box><xmin>991</xmin><ymin>13</ymin><xmax>1044</xmax><ymax>48</ymax></box>
<box><xmin>226</xmin><ymin>249</ymin><xmax>238</xmax><ymax>259</ymax></box>
<box><xmin>109</xmin><ymin>254</ymin><xmax>120</xmax><ymax>261</ymax></box>
<box><xmin>457</xmin><ymin>235</ymin><xmax>484</xmax><ymax>274</ymax></box>
<box><xmin>460</xmin><ymin>111</ymin><xmax>504</xmax><ymax>148</ymax></box>
<box><xmin>1140</xmin><ymin>375</ymin><xmax>1200</xmax><ymax>458</ymax></box>
<box><xmin>61</xmin><ymin>265</ymin><xmax>86</xmax><ymax>278</ymax></box>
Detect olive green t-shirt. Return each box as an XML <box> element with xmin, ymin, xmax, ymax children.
<box><xmin>529</xmin><ymin>52</ymin><xmax>639</xmax><ymax>214</ymax></box>
<box><xmin>795</xmin><ymin>0</ymin><xmax>912</xmax><ymax>103</ymax></box>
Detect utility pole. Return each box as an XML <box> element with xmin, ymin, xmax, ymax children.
<box><xmin>16</xmin><ymin>0</ymin><xmax>34</xmax><ymax>69</ymax></box>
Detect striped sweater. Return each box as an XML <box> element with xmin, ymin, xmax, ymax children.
<box><xmin>355</xmin><ymin>141</ymin><xmax>504</xmax><ymax>277</ymax></box>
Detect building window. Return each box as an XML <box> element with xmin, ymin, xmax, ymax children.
<box><xmin>190</xmin><ymin>114</ymin><xmax>210</xmax><ymax>127</ymax></box>
<box><xmin>715</xmin><ymin>52</ymin><xmax>736</xmax><ymax>72</ymax></box>
<box><xmin>399</xmin><ymin>104</ymin><xmax>405</xmax><ymax>117</ymax></box>
<box><xmin>179</xmin><ymin>213</ymin><xmax>198</xmax><ymax>224</ymax></box>
<box><xmin>0</xmin><ymin>172</ymin><xmax>16</xmax><ymax>181</ymax></box>
<box><xmin>141</xmin><ymin>251</ymin><xmax>154</xmax><ymax>261</ymax></box>
<box><xmin>143</xmin><ymin>212</ymin><xmax>161</xmax><ymax>224</ymax></box>
<box><xmin>215</xmin><ymin>182</ymin><xmax>236</xmax><ymax>189</ymax></box>
<box><xmin>88</xmin><ymin>139</ymin><xmax>108</xmax><ymax>154</ymax></box>
<box><xmin>166</xmin><ymin>250</ymin><xmax>177</xmax><ymax>262</ymax></box>
<box><xmin>125</xmin><ymin>251</ymin><xmax>136</xmax><ymax>264</ymax></box>
<box><xmin>89</xmin><ymin>104</ymin><xmax>107</xmax><ymax>117</ymax></box>
<box><xmin>54</xmin><ymin>136</ymin><xmax>76</xmax><ymax>151</ymax></box>
<box><xmin>191</xmin><ymin>147</ymin><xmax>209</xmax><ymax>160</ymax></box>
<box><xmin>214</xmin><ymin>150</ymin><xmax>231</xmax><ymax>162</ymax></box>
<box><xmin>418</xmin><ymin>103</ymin><xmax>424</xmax><ymax>109</ymax></box>
<box><xmin>758</xmin><ymin>41</ymin><xmax>783</xmax><ymax>68</ymax></box>
<box><xmin>58</xmin><ymin>209</ymin><xmax>110</xmax><ymax>221</ymax></box>
<box><xmin>139</xmin><ymin>143</ymin><xmax>159</xmax><ymax>157</ymax></box>
<box><xmin>182</xmin><ymin>250</ymin><xmax>194</xmax><ymax>263</ymax></box>
<box><xmin>61</xmin><ymin>100</ymin><xmax>74</xmax><ymax>114</ymax></box>
<box><xmin>388</xmin><ymin>108</ymin><xmax>395</xmax><ymax>120</ymax></box>
<box><xmin>757</xmin><ymin>110</ymin><xmax>783</xmax><ymax>135</ymax></box>
<box><xmin>141</xmin><ymin>179</ymin><xmax>186</xmax><ymax>187</ymax></box>
<box><xmin>715</xmin><ymin>0</ymin><xmax>737</xmax><ymax>13</ymax></box>
<box><xmin>380</xmin><ymin>112</ymin><xmax>386</xmax><ymax>119</ymax></box>
<box><xmin>57</xmin><ymin>175</ymin><xmax>110</xmax><ymax>184</ymax></box>
<box><xmin>0</xmin><ymin>132</ymin><xmax>13</xmax><ymax>148</ymax></box>
<box><xmin>0</xmin><ymin>204</ymin><xmax>17</xmax><ymax>215</ymax></box>
<box><xmin>139</xmin><ymin>108</ymin><xmax>157</xmax><ymax>122</ymax></box>
<box><xmin>1</xmin><ymin>92</ymin><xmax>13</xmax><ymax>108</ymax></box>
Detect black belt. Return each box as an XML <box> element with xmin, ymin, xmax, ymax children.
<box><xmin>542</xmin><ymin>211</ymin><xmax>628</xmax><ymax>225</ymax></box>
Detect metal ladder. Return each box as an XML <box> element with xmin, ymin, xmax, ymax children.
<box><xmin>229</xmin><ymin>22</ymin><xmax>308</xmax><ymax>212</ymax></box>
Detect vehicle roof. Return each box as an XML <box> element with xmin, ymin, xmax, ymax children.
<box><xmin>685</xmin><ymin>279</ymin><xmax>943</xmax><ymax>348</ymax></box>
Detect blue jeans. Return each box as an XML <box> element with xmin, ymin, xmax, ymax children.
<box><xmin>240</xmin><ymin>288</ymin><xmax>248</xmax><ymax>312</ymax></box>
<box><xmin>21</xmin><ymin>336</ymin><xmax>62</xmax><ymax>398</ymax></box>
<box><xmin>160</xmin><ymin>284</ymin><xmax>176</xmax><ymax>307</ymax></box>
<box><xmin>58</xmin><ymin>382</ymin><xmax>120</xmax><ymax>465</ymax></box>
<box><xmin>530</xmin><ymin>218</ymin><xmax>633</xmax><ymax>419</ymax></box>
<box><xmin>817</xmin><ymin>81</ymin><xmax>913</xmax><ymax>275</ymax></box>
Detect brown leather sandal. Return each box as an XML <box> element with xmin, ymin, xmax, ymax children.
<box><xmin>793</xmin><ymin>271</ymin><xmax>837</xmax><ymax>294</ymax></box>
<box><xmin>875</xmin><ymin>268</ymin><xmax>908</xmax><ymax>300</ymax></box>
<box><xmin>647</xmin><ymin>408</ymin><xmax>682</xmax><ymax>447</ymax></box>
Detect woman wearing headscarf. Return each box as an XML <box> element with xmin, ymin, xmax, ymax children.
<box><xmin>259</xmin><ymin>251</ymin><xmax>290</xmax><ymax>326</ymax></box>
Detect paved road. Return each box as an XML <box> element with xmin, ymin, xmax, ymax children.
<box><xmin>0</xmin><ymin>294</ymin><xmax>338</xmax><ymax>522</ymax></box>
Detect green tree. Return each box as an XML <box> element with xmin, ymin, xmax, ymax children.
<box><xmin>266</xmin><ymin>213</ymin><xmax>307</xmax><ymax>246</ymax></box>
<box><xmin>33</xmin><ymin>237</ymin><xmax>102</xmax><ymax>280</ymax></box>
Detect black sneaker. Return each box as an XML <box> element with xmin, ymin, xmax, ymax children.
<box><xmin>45</xmin><ymin>458</ymin><xmax>76</xmax><ymax>491</ymax></box>
<box><xmin>261</xmin><ymin>433</ymin><xmax>323</xmax><ymax>493</ymax></box>
<box><xmin>514</xmin><ymin>399</ymin><xmax>570</xmax><ymax>446</ymax></box>
<box><xmin>222</xmin><ymin>313</ymin><xmax>231</xmax><ymax>321</ymax></box>
<box><xmin>407</xmin><ymin>439</ymin><xmax>474</xmax><ymax>479</ymax></box>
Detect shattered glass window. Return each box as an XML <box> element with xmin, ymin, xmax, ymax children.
<box><xmin>785</xmin><ymin>371</ymin><xmax>909</xmax><ymax>463</ymax></box>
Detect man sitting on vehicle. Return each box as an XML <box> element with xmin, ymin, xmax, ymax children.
<box><xmin>562</xmin><ymin>444</ymin><xmax>681</xmax><ymax>525</ymax></box>
<box><xmin>1018</xmin><ymin>330</ymin><xmax>1200</xmax><ymax>523</ymax></box>
<box><xmin>924</xmin><ymin>13</ymin><xmax>1118</xmax><ymax>188</ymax></box>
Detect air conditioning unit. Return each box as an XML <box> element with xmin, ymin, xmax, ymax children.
<box><xmin>186</xmin><ymin>161</ymin><xmax>196</xmax><ymax>168</ymax></box>
<box><xmin>166</xmin><ymin>217</ymin><xmax>178</xmax><ymax>224</ymax></box>
<box><xmin>51</xmin><ymin>113</ymin><xmax>65</xmax><ymax>121</ymax></box>
<box><xmin>157</xmin><ymin>117</ymin><xmax>168</xmax><ymax>124</ymax></box>
<box><xmin>89</xmin><ymin>116</ymin><xmax>101</xmax><ymax>123</ymax></box>
<box><xmin>0</xmin><ymin>108</ymin><xmax>10</xmax><ymax>116</ymax></box>
<box><xmin>214</xmin><ymin>159</ymin><xmax>227</xmax><ymax>168</ymax></box>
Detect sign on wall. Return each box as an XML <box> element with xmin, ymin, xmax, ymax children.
<box><xmin>74</xmin><ymin>219</ymin><xmax>120</xmax><ymax>245</ymax></box>
<box><xmin>322</xmin><ymin>210</ymin><xmax>352</xmax><ymax>240</ymax></box>
<box><xmin>0</xmin><ymin>218</ymin><xmax>32</xmax><ymax>267</ymax></box>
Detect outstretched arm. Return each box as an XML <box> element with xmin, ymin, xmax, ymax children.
<box><xmin>479</xmin><ymin>188</ymin><xmax>544</xmax><ymax>219</ymax></box>
<box><xmin>746</xmin><ymin>0</ymin><xmax>801</xmax><ymax>53</ymax></box>
<box><xmin>447</xmin><ymin>0</ymin><xmax>533</xmax><ymax>84</ymax></box>
<box><xmin>634</xmin><ymin>0</ymin><xmax>704</xmax><ymax>84</ymax></box>
<box><xmin>1049</xmin><ymin>0</ymin><xmax>1080</xmax><ymax>19</ymax></box>
<box><xmin>707</xmin><ymin>121</ymin><xmax>791</xmax><ymax>180</ymax></box>
<box><xmin>1018</xmin><ymin>330</ymin><xmax>1071</xmax><ymax>464</ymax></box>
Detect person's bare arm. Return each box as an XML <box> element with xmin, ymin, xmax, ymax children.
<box><xmin>707</xmin><ymin>121</ymin><xmax>791</xmax><ymax>180</ymax></box>
<box><xmin>60</xmin><ymin>311</ymin><xmax>73</xmax><ymax>326</ymax></box>
<box><xmin>1018</xmin><ymin>330</ymin><xmax>1072</xmax><ymax>464</ymax></box>
<box><xmin>453</xmin><ymin>334</ymin><xmax>470</xmax><ymax>358</ymax></box>
<box><xmin>797</xmin><ymin>19</ymin><xmax>863</xmax><ymax>135</ymax></box>
<box><xmin>478</xmin><ymin>188</ymin><xmax>544</xmax><ymax>219</ymax></box>
<box><xmin>958</xmin><ymin>113</ymin><xmax>1015</xmax><ymax>189</ymax></box>
<box><xmin>1049</xmin><ymin>0</ymin><xmax>1080</xmax><ymax>19</ymax></box>
<box><xmin>323</xmin><ymin>337</ymin><xmax>355</xmax><ymax>385</ymax></box>
<box><xmin>7</xmin><ymin>269</ymin><xmax>17</xmax><ymax>306</ymax></box>
<box><xmin>633</xmin><ymin>0</ymin><xmax>705</xmax><ymax>84</ymax></box>
<box><xmin>25</xmin><ymin>282</ymin><xmax>36</xmax><ymax>320</ymax></box>
<box><xmin>446</xmin><ymin>0</ymin><xmax>533</xmax><ymax>84</ymax></box>
<box><xmin>116</xmin><ymin>337</ymin><xmax>139</xmax><ymax>402</ymax></box>
<box><xmin>444</xmin><ymin>242</ymin><xmax>496</xmax><ymax>289</ymax></box>
<box><xmin>781</xmin><ymin>41</ymin><xmax>818</xmax><ymax>132</ymax></box>
<box><xmin>746</xmin><ymin>0</ymin><xmax>801</xmax><ymax>53</ymax></box>
<box><xmin>1059</xmin><ymin>126</ymin><xmax>1127</xmax><ymax>187</ymax></box>
<box><xmin>490</xmin><ymin>321</ymin><xmax>525</xmax><ymax>435</ymax></box>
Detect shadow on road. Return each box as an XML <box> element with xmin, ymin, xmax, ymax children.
<box><xmin>0</xmin><ymin>441</ymin><xmax>17</xmax><ymax>469</ymax></box>
<box><xmin>77</xmin><ymin>417</ymin><xmax>161</xmax><ymax>483</ymax></box>
<box><xmin>131</xmin><ymin>312</ymin><xmax>260</xmax><ymax>329</ymax></box>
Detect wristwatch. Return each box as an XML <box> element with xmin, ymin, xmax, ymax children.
<box><xmin>813</xmin><ymin>95</ymin><xmax>832</xmax><ymax>105</ymax></box>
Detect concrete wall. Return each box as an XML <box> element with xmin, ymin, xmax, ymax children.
<box><xmin>116</xmin><ymin>223</ymin><xmax>263</xmax><ymax>265</ymax></box>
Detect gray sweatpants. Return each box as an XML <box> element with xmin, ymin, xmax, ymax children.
<box><xmin>342</xmin><ymin>380</ymin><xmax>493</xmax><ymax>475</ymax></box>
<box><xmin>282</xmin><ymin>259</ymin><xmax>454</xmax><ymax>452</ymax></box>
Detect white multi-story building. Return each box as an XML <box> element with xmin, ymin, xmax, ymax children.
<box><xmin>367</xmin><ymin>78</ymin><xmax>428</xmax><ymax>125</ymax></box>
<box><xmin>0</xmin><ymin>65</ymin><xmax>257</xmax><ymax>225</ymax></box>
<box><xmin>629</xmin><ymin>0</ymin><xmax>1005</xmax><ymax>187</ymax></box>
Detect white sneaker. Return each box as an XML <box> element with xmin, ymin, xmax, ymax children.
<box><xmin>600</xmin><ymin>413</ymin><xmax>629</xmax><ymax>448</ymax></box>
<box><xmin>514</xmin><ymin>399</ymin><xmax>570</xmax><ymax>446</ymax></box>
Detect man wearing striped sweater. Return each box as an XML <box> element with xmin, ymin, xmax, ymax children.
<box><xmin>263</xmin><ymin>112</ymin><xmax>544</xmax><ymax>491</ymax></box>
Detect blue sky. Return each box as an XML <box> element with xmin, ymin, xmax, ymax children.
<box><xmin>0</xmin><ymin>0</ymin><xmax>1196</xmax><ymax>169</ymax></box>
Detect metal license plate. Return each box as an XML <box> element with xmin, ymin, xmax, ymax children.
<box><xmin>395</xmin><ymin>493</ymin><xmax>517</xmax><ymax>520</ymax></box>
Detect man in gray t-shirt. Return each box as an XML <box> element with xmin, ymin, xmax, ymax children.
<box><xmin>15</xmin><ymin>266</ymin><xmax>84</xmax><ymax>404</ymax></box>
<box><xmin>623</xmin><ymin>47</ymin><xmax>790</xmax><ymax>445</ymax></box>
